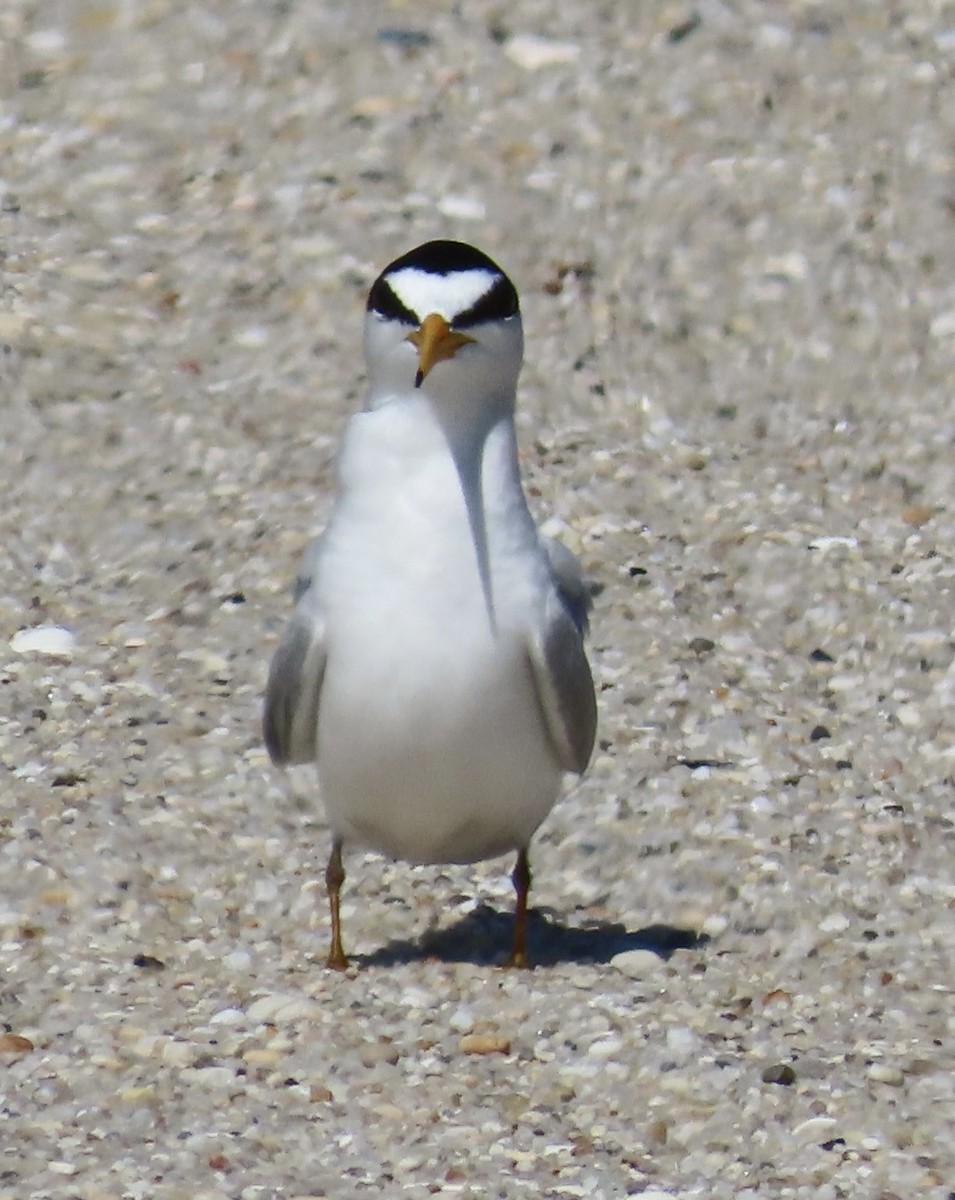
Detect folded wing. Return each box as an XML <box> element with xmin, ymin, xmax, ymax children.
<box><xmin>526</xmin><ymin>584</ymin><xmax>597</xmax><ymax>775</ymax></box>
<box><xmin>263</xmin><ymin>544</ymin><xmax>327</xmax><ymax>767</ymax></box>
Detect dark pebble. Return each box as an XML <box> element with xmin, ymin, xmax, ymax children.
<box><xmin>132</xmin><ymin>953</ymin><xmax>166</xmax><ymax>970</ymax></box>
<box><xmin>761</xmin><ymin>1063</ymin><xmax>797</xmax><ymax>1085</ymax></box>
<box><xmin>376</xmin><ymin>28</ymin><xmax>433</xmax><ymax>48</ymax></box>
<box><xmin>668</xmin><ymin>14</ymin><xmax>702</xmax><ymax>43</ymax></box>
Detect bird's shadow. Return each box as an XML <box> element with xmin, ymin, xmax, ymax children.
<box><xmin>359</xmin><ymin>903</ymin><xmax>707</xmax><ymax>969</ymax></box>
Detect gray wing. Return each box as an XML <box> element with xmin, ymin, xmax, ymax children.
<box><xmin>263</xmin><ymin>537</ymin><xmax>327</xmax><ymax>765</ymax></box>
<box><xmin>543</xmin><ymin>536</ymin><xmax>592</xmax><ymax>635</ymax></box>
<box><xmin>526</xmin><ymin>587</ymin><xmax>597</xmax><ymax>775</ymax></box>
<box><xmin>263</xmin><ymin>605</ymin><xmax>326</xmax><ymax>764</ymax></box>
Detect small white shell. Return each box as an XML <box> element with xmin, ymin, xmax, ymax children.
<box><xmin>10</xmin><ymin>624</ymin><xmax>76</xmax><ymax>658</ymax></box>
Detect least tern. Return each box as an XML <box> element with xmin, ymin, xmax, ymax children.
<box><xmin>264</xmin><ymin>239</ymin><xmax>597</xmax><ymax>968</ymax></box>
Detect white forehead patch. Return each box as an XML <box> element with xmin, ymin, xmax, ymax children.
<box><xmin>386</xmin><ymin>266</ymin><xmax>499</xmax><ymax>322</ymax></box>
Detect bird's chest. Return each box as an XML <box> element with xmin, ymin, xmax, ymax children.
<box><xmin>326</xmin><ymin>449</ymin><xmax>485</xmax><ymax>612</ymax></box>
<box><xmin>320</xmin><ymin>491</ymin><xmax>522</xmax><ymax>709</ymax></box>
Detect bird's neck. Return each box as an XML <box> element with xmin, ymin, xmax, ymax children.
<box><xmin>338</xmin><ymin>393</ymin><xmax>533</xmax><ymax>624</ymax></box>
<box><xmin>352</xmin><ymin>389</ymin><xmax>514</xmax><ymax>475</ymax></box>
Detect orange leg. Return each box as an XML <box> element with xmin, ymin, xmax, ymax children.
<box><xmin>506</xmin><ymin>847</ymin><xmax>532</xmax><ymax>968</ymax></box>
<box><xmin>325</xmin><ymin>838</ymin><xmax>348</xmax><ymax>970</ymax></box>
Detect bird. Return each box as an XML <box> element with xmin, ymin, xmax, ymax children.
<box><xmin>263</xmin><ymin>239</ymin><xmax>597</xmax><ymax>969</ymax></box>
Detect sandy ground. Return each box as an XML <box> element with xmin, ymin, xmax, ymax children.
<box><xmin>2</xmin><ymin>2</ymin><xmax>955</xmax><ymax>1197</ymax></box>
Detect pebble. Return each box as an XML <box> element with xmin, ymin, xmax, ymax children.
<box><xmin>243</xmin><ymin>1048</ymin><xmax>283</xmax><ymax>1067</ymax></box>
<box><xmin>210</xmin><ymin>1007</ymin><xmax>246</xmax><ymax>1025</ymax></box>
<box><xmin>161</xmin><ymin>1040</ymin><xmax>193</xmax><ymax>1066</ymax></box>
<box><xmin>808</xmin><ymin>536</ymin><xmax>859</xmax><ymax>551</ymax></box>
<box><xmin>247</xmin><ymin>994</ymin><xmax>321</xmax><ymax>1023</ymax></box>
<box><xmin>359</xmin><ymin>1040</ymin><xmax>400</xmax><ymax>1067</ymax></box>
<box><xmin>190</xmin><ymin>1066</ymin><xmax>235</xmax><ymax>1088</ymax></box>
<box><xmin>178</xmin><ymin>647</ymin><xmax>231</xmax><ymax>675</ymax></box>
<box><xmin>10</xmin><ymin>624</ymin><xmax>76</xmax><ymax>657</ymax></box>
<box><xmin>762</xmin><ymin>1063</ymin><xmax>797</xmax><ymax>1086</ymax></box>
<box><xmin>792</xmin><ymin>1116</ymin><xmax>839</xmax><ymax>1143</ymax></box>
<box><xmin>867</xmin><ymin>1063</ymin><xmax>905</xmax><ymax>1086</ymax></box>
<box><xmin>665</xmin><ymin>1027</ymin><xmax>697</xmax><ymax>1060</ymax></box>
<box><xmin>0</xmin><ymin>1033</ymin><xmax>34</xmax><ymax>1056</ymax></box>
<box><xmin>610</xmin><ymin>948</ymin><xmax>663</xmax><ymax>978</ymax></box>
<box><xmin>370</xmin><ymin>1103</ymin><xmax>405</xmax><ymax>1120</ymax></box>
<box><xmin>436</xmin><ymin>194</ymin><xmax>486</xmax><ymax>221</ymax></box>
<box><xmin>901</xmin><ymin>505</ymin><xmax>934</xmax><ymax>527</ymax></box>
<box><xmin>449</xmin><ymin>1004</ymin><xmax>476</xmax><ymax>1031</ymax></box>
<box><xmin>0</xmin><ymin>311</ymin><xmax>30</xmax><ymax>338</ymax></box>
<box><xmin>223</xmin><ymin>950</ymin><xmax>252</xmax><ymax>971</ymax></box>
<box><xmin>763</xmin><ymin>251</ymin><xmax>810</xmax><ymax>282</ymax></box>
<box><xmin>701</xmin><ymin>913</ymin><xmax>729</xmax><ymax>938</ymax></box>
<box><xmin>504</xmin><ymin>34</ymin><xmax>581</xmax><ymax>69</ymax></box>
<box><xmin>234</xmin><ymin>324</ymin><xmax>269</xmax><ymax>348</ymax></box>
<box><xmin>459</xmin><ymin>1033</ymin><xmax>512</xmax><ymax>1055</ymax></box>
<box><xmin>376</xmin><ymin>27</ymin><xmax>432</xmax><ymax>49</ymax></box>
<box><xmin>895</xmin><ymin>702</ymin><xmax>922</xmax><ymax>727</ymax></box>
<box><xmin>929</xmin><ymin>308</ymin><xmax>955</xmax><ymax>337</ymax></box>
<box><xmin>586</xmin><ymin>1034</ymin><xmax>625</xmax><ymax>1061</ymax></box>
<box><xmin>818</xmin><ymin>913</ymin><xmax>850</xmax><ymax>934</ymax></box>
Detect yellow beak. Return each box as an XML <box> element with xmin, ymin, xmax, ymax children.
<box><xmin>407</xmin><ymin>312</ymin><xmax>475</xmax><ymax>388</ymax></box>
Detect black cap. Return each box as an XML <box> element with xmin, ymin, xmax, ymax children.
<box><xmin>367</xmin><ymin>240</ymin><xmax>520</xmax><ymax>328</ymax></box>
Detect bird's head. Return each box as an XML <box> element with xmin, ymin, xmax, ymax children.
<box><xmin>362</xmin><ymin>240</ymin><xmax>524</xmax><ymax>416</ymax></box>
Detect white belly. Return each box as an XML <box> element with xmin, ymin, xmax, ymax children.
<box><xmin>316</xmin><ymin>613</ymin><xmax>562</xmax><ymax>864</ymax></box>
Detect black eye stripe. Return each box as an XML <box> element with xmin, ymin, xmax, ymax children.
<box><xmin>453</xmin><ymin>275</ymin><xmax>520</xmax><ymax>328</ymax></box>
<box><xmin>367</xmin><ymin>277</ymin><xmax>419</xmax><ymax>325</ymax></box>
